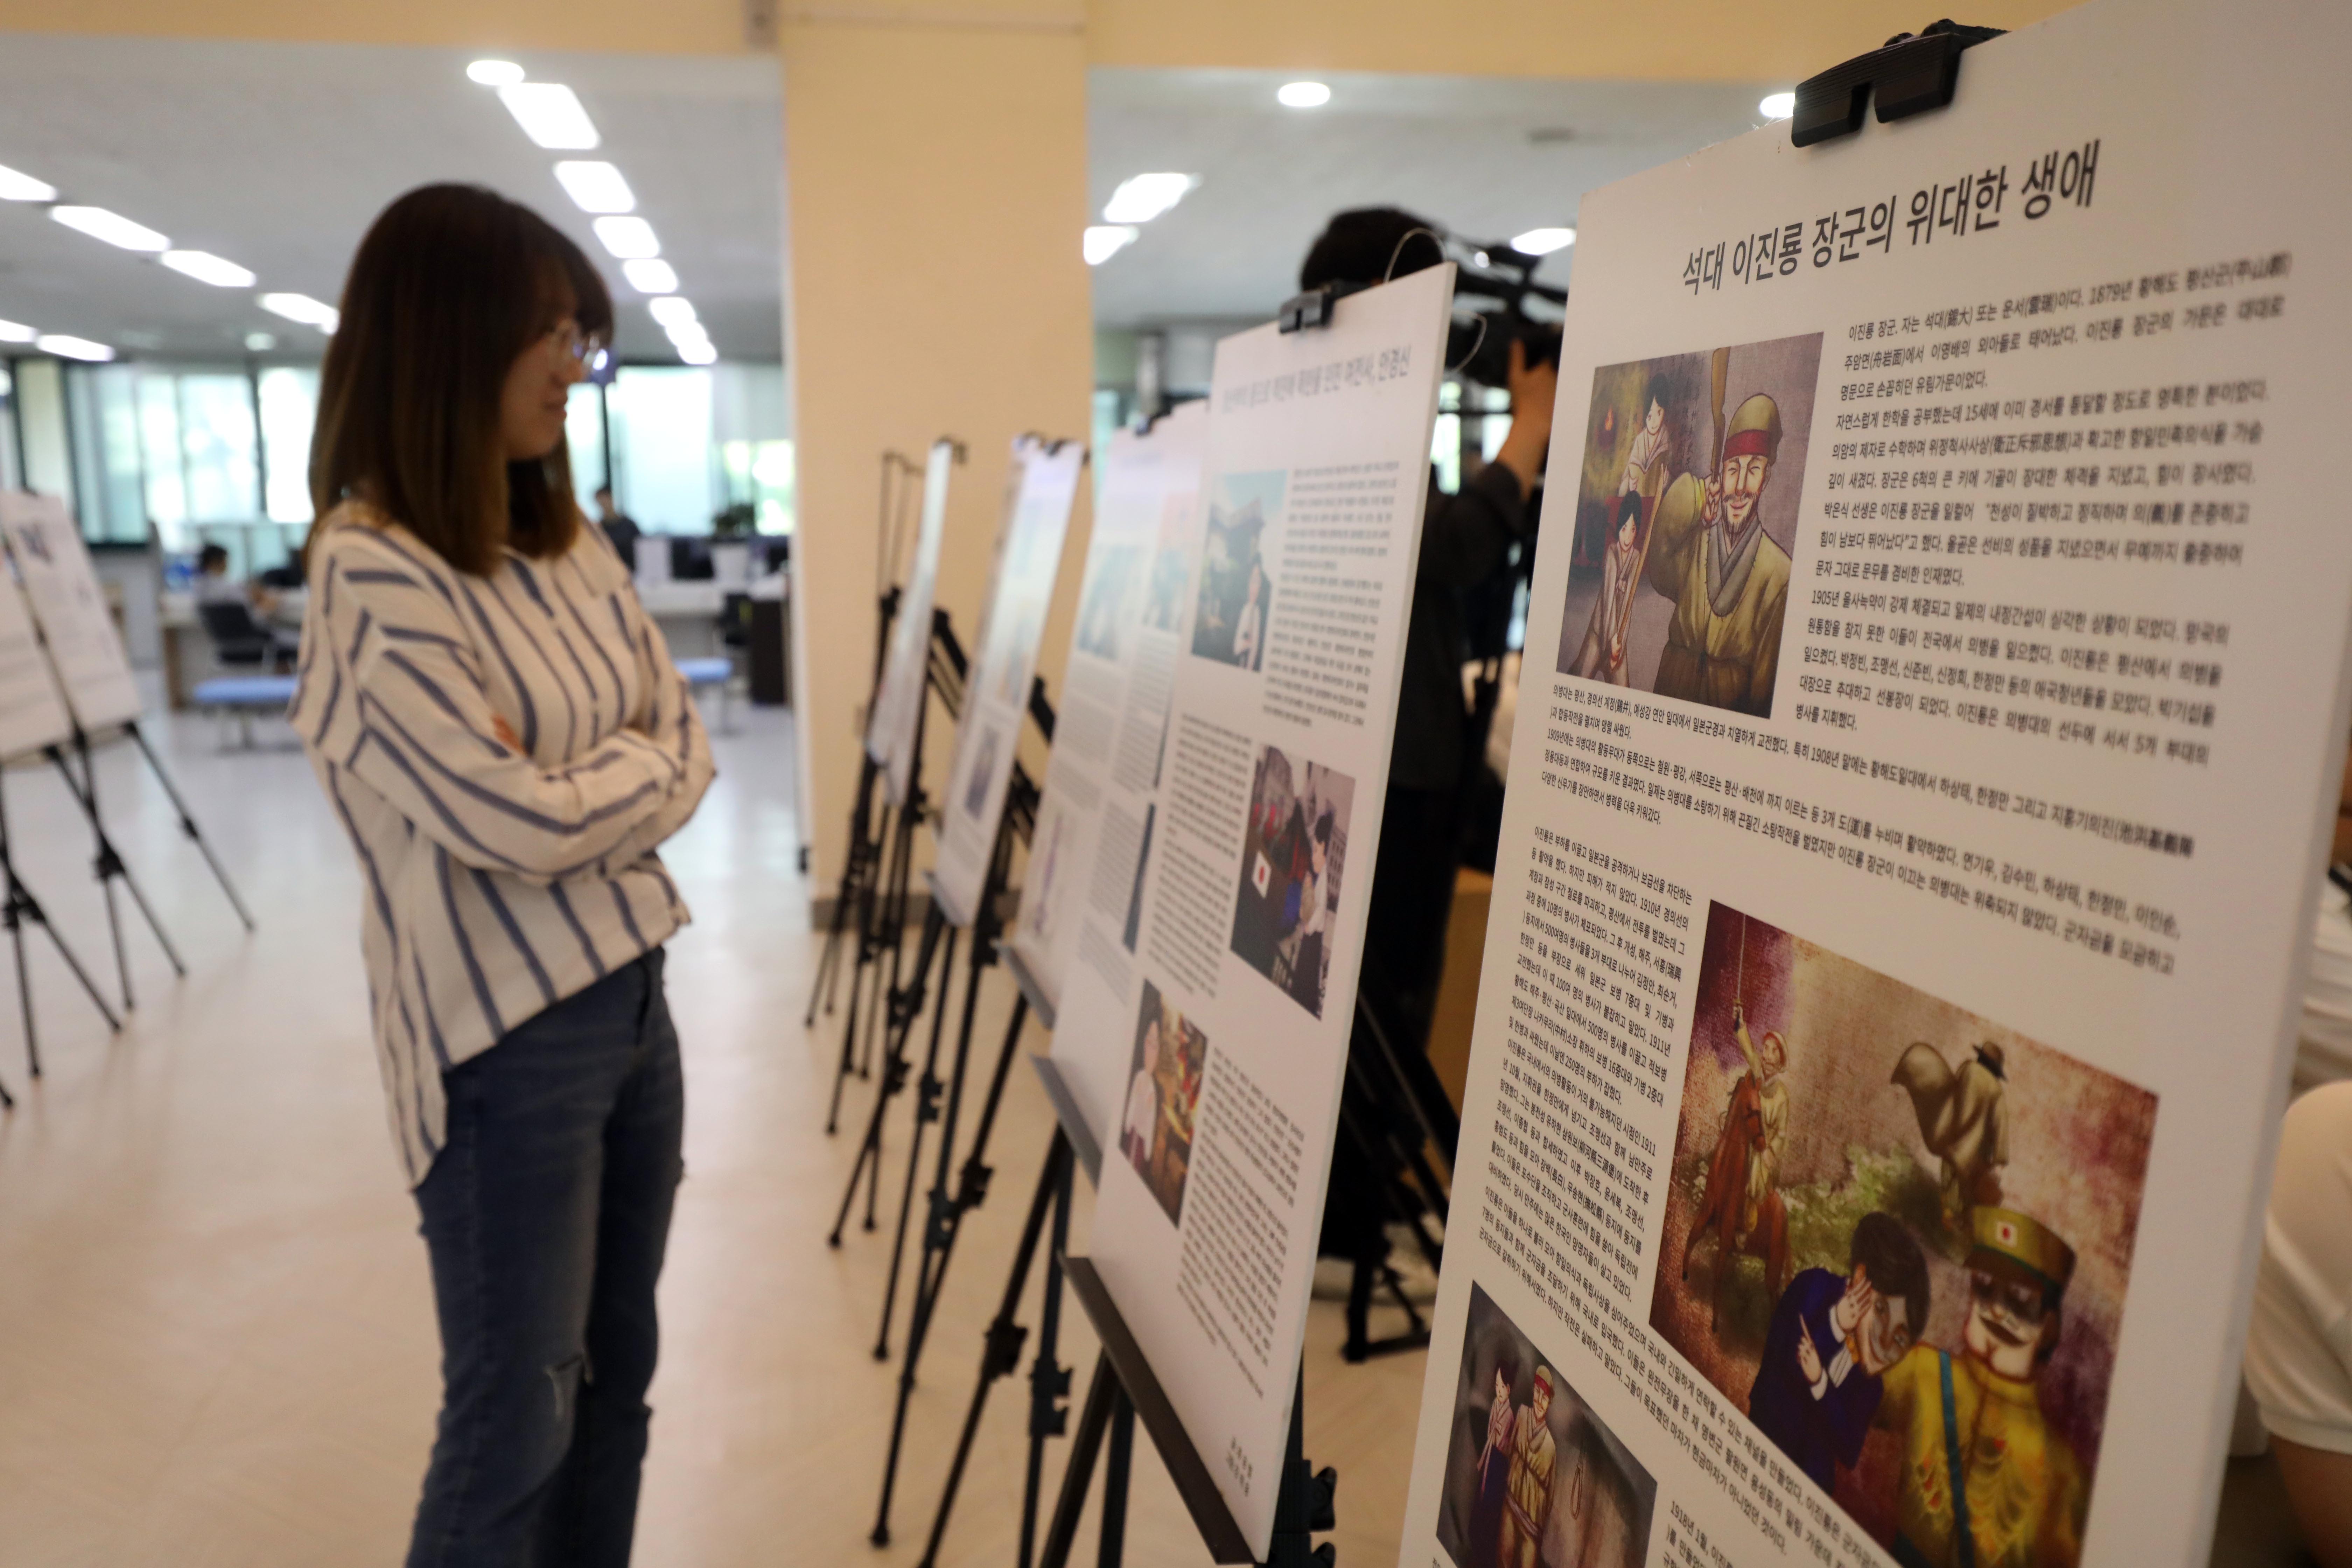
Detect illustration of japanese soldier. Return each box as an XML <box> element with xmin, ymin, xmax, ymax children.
<box><xmin>1500</xmin><ymin>1363</ymin><xmax>1559</xmax><ymax>1568</ymax></box>
<box><xmin>1679</xmin><ymin>996</ymin><xmax>1791</xmax><ymax>1329</ymax></box>
<box><xmin>1877</xmin><ymin>1207</ymin><xmax>2089</xmax><ymax>1568</ymax></box>
<box><xmin>1644</xmin><ymin>366</ymin><xmax>1790</xmax><ymax>716</ymax></box>
<box><xmin>1894</xmin><ymin>1041</ymin><xmax>2011</xmax><ymax>1233</ymax></box>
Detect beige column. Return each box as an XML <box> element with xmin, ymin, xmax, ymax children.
<box><xmin>781</xmin><ymin>4</ymin><xmax>1096</xmax><ymax>897</ymax></box>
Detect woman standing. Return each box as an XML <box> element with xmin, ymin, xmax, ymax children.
<box><xmin>289</xmin><ymin>184</ymin><xmax>715</xmax><ymax>1566</ymax></box>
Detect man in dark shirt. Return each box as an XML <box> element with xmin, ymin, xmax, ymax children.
<box><xmin>1297</xmin><ymin>208</ymin><xmax>1556</xmax><ymax>1052</ymax></box>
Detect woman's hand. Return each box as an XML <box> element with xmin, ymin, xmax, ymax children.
<box><xmin>491</xmin><ymin>714</ymin><xmax>522</xmax><ymax>752</ymax></box>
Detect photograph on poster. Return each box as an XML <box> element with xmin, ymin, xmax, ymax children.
<box><xmin>1434</xmin><ymin>1284</ymin><xmax>1657</xmax><ymax>1568</ymax></box>
<box><xmin>1076</xmin><ymin>543</ymin><xmax>1142</xmax><ymax>661</ymax></box>
<box><xmin>1228</xmin><ymin>746</ymin><xmax>1353</xmax><ymax>1018</ymax></box>
<box><xmin>1119</xmin><ymin>978</ymin><xmax>1208</xmax><ymax>1225</ymax></box>
<box><xmin>1650</xmin><ymin>902</ymin><xmax>2156</xmax><ymax>1565</ymax></box>
<box><xmin>1555</xmin><ymin>333</ymin><xmax>1820</xmax><ymax>718</ymax></box>
<box><xmin>1191</xmin><ymin>470</ymin><xmax>1284</xmax><ymax>672</ymax></box>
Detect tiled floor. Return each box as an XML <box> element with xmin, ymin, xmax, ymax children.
<box><xmin>0</xmin><ymin>702</ymin><xmax>1426</xmax><ymax>1567</ymax></box>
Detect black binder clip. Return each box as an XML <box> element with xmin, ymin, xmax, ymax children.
<box><xmin>1791</xmin><ymin>19</ymin><xmax>2005</xmax><ymax>148</ymax></box>
<box><xmin>1276</xmin><ymin>281</ymin><xmax>1366</xmax><ymax>334</ymax></box>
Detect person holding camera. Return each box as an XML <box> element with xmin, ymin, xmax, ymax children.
<box><xmin>1295</xmin><ymin>206</ymin><xmax>1557</xmax><ymax>1055</ymax></box>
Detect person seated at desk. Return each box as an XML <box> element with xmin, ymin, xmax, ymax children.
<box><xmin>595</xmin><ymin>485</ymin><xmax>641</xmax><ymax>567</ymax></box>
<box><xmin>194</xmin><ymin>542</ymin><xmax>299</xmax><ymax>665</ymax></box>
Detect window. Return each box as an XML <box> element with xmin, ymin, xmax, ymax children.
<box><xmin>258</xmin><ymin>367</ymin><xmax>318</xmax><ymax>523</ymax></box>
<box><xmin>608</xmin><ymin>366</ymin><xmax>716</xmax><ymax>534</ymax></box>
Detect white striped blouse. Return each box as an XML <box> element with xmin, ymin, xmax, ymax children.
<box><xmin>289</xmin><ymin>503</ymin><xmax>716</xmax><ymax>1184</ymax></box>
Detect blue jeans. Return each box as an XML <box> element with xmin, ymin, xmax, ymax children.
<box><xmin>408</xmin><ymin>949</ymin><xmax>684</xmax><ymax>1568</ymax></box>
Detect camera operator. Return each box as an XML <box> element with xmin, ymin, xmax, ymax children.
<box><xmin>1297</xmin><ymin>206</ymin><xmax>1557</xmax><ymax>1056</ymax></box>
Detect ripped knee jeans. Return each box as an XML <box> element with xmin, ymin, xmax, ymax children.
<box><xmin>408</xmin><ymin>948</ymin><xmax>684</xmax><ymax>1568</ymax></box>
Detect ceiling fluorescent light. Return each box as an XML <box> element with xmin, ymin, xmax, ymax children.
<box><xmin>592</xmin><ymin>215</ymin><xmax>659</xmax><ymax>259</ymax></box>
<box><xmin>554</xmin><ymin>160</ymin><xmax>635</xmax><ymax>215</ymax></box>
<box><xmin>1277</xmin><ymin>81</ymin><xmax>1331</xmax><ymax>109</ymax></box>
<box><xmin>260</xmin><ymin>292</ymin><xmax>340</xmax><ymax>331</ymax></box>
<box><xmin>1083</xmin><ymin>226</ymin><xmax>1138</xmax><ymax>266</ymax></box>
<box><xmin>51</xmin><ymin>206</ymin><xmax>169</xmax><ymax>252</ymax></box>
<box><xmin>0</xmin><ymin>164</ymin><xmax>56</xmax><ymax>202</ymax></box>
<box><xmin>245</xmin><ymin>332</ymin><xmax>276</xmax><ymax>352</ymax></box>
<box><xmin>648</xmin><ymin>296</ymin><xmax>698</xmax><ymax>329</ymax></box>
<box><xmin>664</xmin><ymin>321</ymin><xmax>711</xmax><ymax>349</ymax></box>
<box><xmin>38</xmin><ymin>334</ymin><xmax>113</xmax><ymax>362</ymax></box>
<box><xmin>497</xmin><ymin>82</ymin><xmax>599</xmax><ymax>150</ymax></box>
<box><xmin>1510</xmin><ymin>227</ymin><xmax>1576</xmax><ymax>256</ymax></box>
<box><xmin>1759</xmin><ymin>91</ymin><xmax>1797</xmax><ymax>120</ymax></box>
<box><xmin>1101</xmin><ymin>173</ymin><xmax>1197</xmax><ymax>225</ymax></box>
<box><xmin>162</xmin><ymin>250</ymin><xmax>257</xmax><ymax>288</ymax></box>
<box><xmin>0</xmin><ymin>319</ymin><xmax>35</xmax><ymax>343</ymax></box>
<box><xmin>678</xmin><ymin>341</ymin><xmax>718</xmax><ymax>366</ymax></box>
<box><xmin>467</xmin><ymin>59</ymin><xmax>525</xmax><ymax>87</ymax></box>
<box><xmin>622</xmin><ymin>258</ymin><xmax>678</xmax><ymax>294</ymax></box>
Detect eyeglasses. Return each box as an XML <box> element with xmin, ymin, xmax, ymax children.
<box><xmin>544</xmin><ymin>320</ymin><xmax>605</xmax><ymax>367</ymax></box>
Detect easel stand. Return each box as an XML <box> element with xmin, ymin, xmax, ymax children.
<box><xmin>826</xmin><ymin>611</ymin><xmax>969</xmax><ymax>1139</ymax></box>
<box><xmin>807</xmin><ymin>584</ymin><xmax>901</xmax><ymax>1033</ymax></box>
<box><xmin>1332</xmin><ymin>994</ymin><xmax>1457</xmax><ymax>1362</ymax></box>
<box><xmin>0</xmin><ymin>764</ymin><xmax>122</xmax><ymax>1090</ymax></box>
<box><xmin>1043</xmin><ymin>1260</ymin><xmax>1334</xmax><ymax>1568</ymax></box>
<box><xmin>123</xmin><ymin>721</ymin><xmax>256</xmax><ymax>932</ymax></box>
<box><xmin>46</xmin><ymin>733</ymin><xmax>184</xmax><ymax>1010</ymax></box>
<box><xmin>869</xmin><ymin>720</ymin><xmax>1048</xmax><ymax>1542</ymax></box>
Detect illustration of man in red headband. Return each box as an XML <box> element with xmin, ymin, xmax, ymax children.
<box><xmin>1500</xmin><ymin>1363</ymin><xmax>1559</xmax><ymax>1568</ymax></box>
<box><xmin>1644</xmin><ymin>392</ymin><xmax>1790</xmax><ymax>716</ymax></box>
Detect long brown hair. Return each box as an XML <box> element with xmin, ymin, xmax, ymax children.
<box><xmin>311</xmin><ymin>184</ymin><xmax>613</xmax><ymax>575</ymax></box>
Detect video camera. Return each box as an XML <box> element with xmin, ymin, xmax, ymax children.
<box><xmin>1444</xmin><ymin>235</ymin><xmax>1567</xmax><ymax>390</ymax></box>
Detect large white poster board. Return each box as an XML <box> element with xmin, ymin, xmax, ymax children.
<box><xmin>1011</xmin><ymin>401</ymin><xmax>1206</xmax><ymax>1052</ymax></box>
<box><xmin>1080</xmin><ymin>266</ymin><xmax>1455</xmax><ymax>1557</ymax></box>
<box><xmin>864</xmin><ymin>439</ymin><xmax>957</xmax><ymax>809</ymax></box>
<box><xmin>0</xmin><ymin>568</ymin><xmax>75</xmax><ymax>761</ymax></box>
<box><xmin>930</xmin><ymin>435</ymin><xmax>1085</xmax><ymax>930</ymax></box>
<box><xmin>0</xmin><ymin>492</ymin><xmax>143</xmax><ymax>734</ymax></box>
<box><xmin>1400</xmin><ymin>5</ymin><xmax>2351</xmax><ymax>1568</ymax></box>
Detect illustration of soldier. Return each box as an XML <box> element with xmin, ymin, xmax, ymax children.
<box><xmin>1500</xmin><ymin>1364</ymin><xmax>1559</xmax><ymax>1568</ymax></box>
<box><xmin>1893</xmin><ymin>1041</ymin><xmax>2011</xmax><ymax>1233</ymax></box>
<box><xmin>1876</xmin><ymin>1208</ymin><xmax>2088</xmax><ymax>1568</ymax></box>
<box><xmin>1645</xmin><ymin>350</ymin><xmax>1791</xmax><ymax>716</ymax></box>
<box><xmin>1569</xmin><ymin>396</ymin><xmax>1671</xmax><ymax>684</ymax></box>
<box><xmin>1746</xmin><ymin>1212</ymin><xmax>1932</xmax><ymax>1494</ymax></box>
<box><xmin>1469</xmin><ymin>1354</ymin><xmax>1522</xmax><ymax>1568</ymax></box>
<box><xmin>1678</xmin><ymin>993</ymin><xmax>1792</xmax><ymax>1330</ymax></box>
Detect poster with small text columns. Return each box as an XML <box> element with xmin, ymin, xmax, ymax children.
<box><xmin>1011</xmin><ymin>400</ymin><xmax>1206</xmax><ymax>1046</ymax></box>
<box><xmin>0</xmin><ymin>562</ymin><xmax>74</xmax><ymax>761</ymax></box>
<box><xmin>1078</xmin><ymin>264</ymin><xmax>1454</xmax><ymax>1559</ymax></box>
<box><xmin>930</xmin><ymin>435</ymin><xmax>1084</xmax><ymax>930</ymax></box>
<box><xmin>864</xmin><ymin>439</ymin><xmax>956</xmax><ymax>810</ymax></box>
<box><xmin>0</xmin><ymin>492</ymin><xmax>144</xmax><ymax>735</ymax></box>
<box><xmin>1400</xmin><ymin>5</ymin><xmax>2352</xmax><ymax>1567</ymax></box>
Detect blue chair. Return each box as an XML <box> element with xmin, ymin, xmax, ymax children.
<box><xmin>192</xmin><ymin>674</ymin><xmax>298</xmax><ymax>750</ymax></box>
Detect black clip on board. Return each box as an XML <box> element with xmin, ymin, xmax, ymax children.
<box><xmin>1790</xmin><ymin>19</ymin><xmax>2006</xmax><ymax>148</ymax></box>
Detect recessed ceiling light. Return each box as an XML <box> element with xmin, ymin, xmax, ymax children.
<box><xmin>592</xmin><ymin>215</ymin><xmax>659</xmax><ymax>259</ymax></box>
<box><xmin>51</xmin><ymin>206</ymin><xmax>170</xmax><ymax>252</ymax></box>
<box><xmin>1510</xmin><ymin>227</ymin><xmax>1576</xmax><ymax>256</ymax></box>
<box><xmin>0</xmin><ymin>319</ymin><xmax>35</xmax><ymax>343</ymax></box>
<box><xmin>245</xmin><ymin>331</ymin><xmax>277</xmax><ymax>352</ymax></box>
<box><xmin>162</xmin><ymin>250</ymin><xmax>258</xmax><ymax>288</ymax></box>
<box><xmin>648</xmin><ymin>296</ymin><xmax>698</xmax><ymax>329</ymax></box>
<box><xmin>1102</xmin><ymin>173</ymin><xmax>1197</xmax><ymax>225</ymax></box>
<box><xmin>467</xmin><ymin>59</ymin><xmax>525</xmax><ymax>87</ymax></box>
<box><xmin>37</xmin><ymin>334</ymin><xmax>113</xmax><ymax>362</ymax></box>
<box><xmin>1759</xmin><ymin>91</ymin><xmax>1796</xmax><ymax>120</ymax></box>
<box><xmin>260</xmin><ymin>292</ymin><xmax>340</xmax><ymax>332</ymax></box>
<box><xmin>497</xmin><ymin>82</ymin><xmax>599</xmax><ymax>150</ymax></box>
<box><xmin>0</xmin><ymin>164</ymin><xmax>56</xmax><ymax>202</ymax></box>
<box><xmin>678</xmin><ymin>341</ymin><xmax>718</xmax><ymax>366</ymax></box>
<box><xmin>622</xmin><ymin>258</ymin><xmax>678</xmax><ymax>294</ymax></box>
<box><xmin>554</xmin><ymin>160</ymin><xmax>635</xmax><ymax>215</ymax></box>
<box><xmin>664</xmin><ymin>321</ymin><xmax>711</xmax><ymax>349</ymax></box>
<box><xmin>1277</xmin><ymin>81</ymin><xmax>1331</xmax><ymax>109</ymax></box>
<box><xmin>1083</xmin><ymin>225</ymin><xmax>1139</xmax><ymax>266</ymax></box>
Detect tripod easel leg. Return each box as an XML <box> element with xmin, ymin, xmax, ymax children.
<box><xmin>1037</xmin><ymin>1353</ymin><xmax>1116</xmax><ymax>1568</ymax></box>
<box><xmin>912</xmin><ymin>1129</ymin><xmax>1072</xmax><ymax>1568</ymax></box>
<box><xmin>874</xmin><ymin>922</ymin><xmax>960</xmax><ymax>1358</ymax></box>
<box><xmin>827</xmin><ymin>904</ymin><xmax>948</xmax><ymax>1247</ymax></box>
<box><xmin>127</xmin><ymin>722</ymin><xmax>254</xmax><ymax>932</ymax></box>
